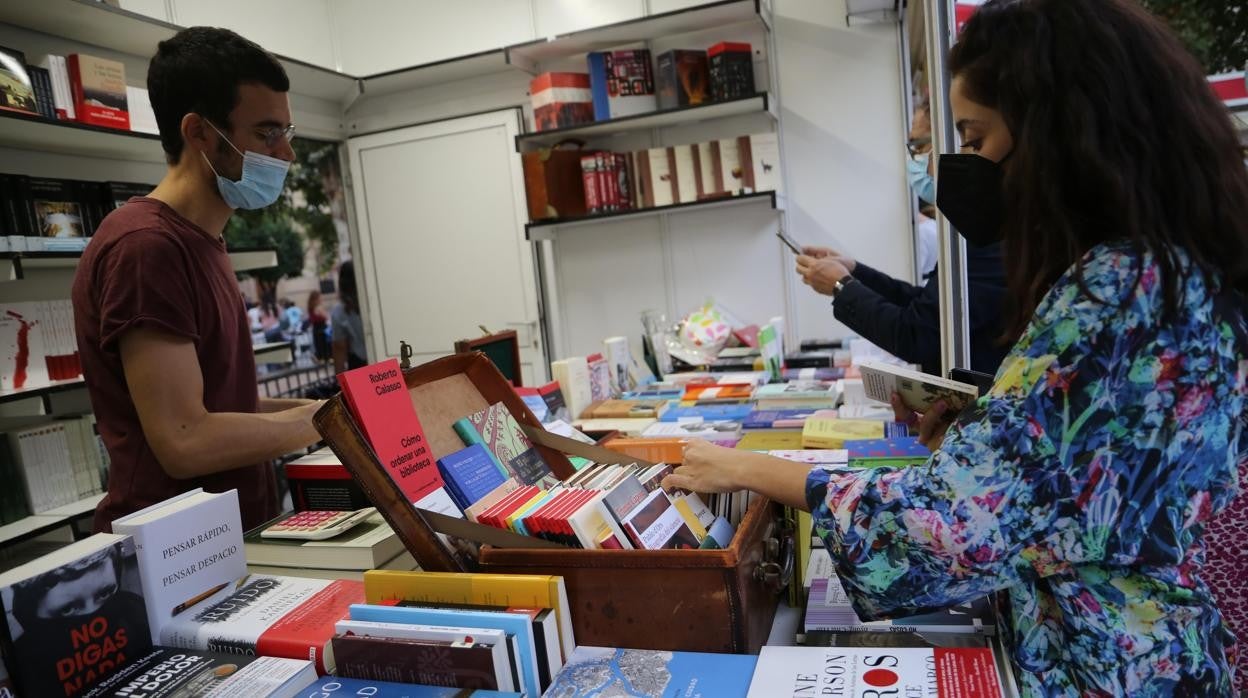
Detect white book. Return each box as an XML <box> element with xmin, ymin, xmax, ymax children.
<box><xmin>111</xmin><ymin>488</ymin><xmax>248</xmax><ymax>644</ymax></box>
<box><xmin>334</xmin><ymin>619</ymin><xmax>515</xmax><ymax>693</ymax></box>
<box><xmin>859</xmin><ymin>360</ymin><xmax>979</xmax><ymax>413</ymax></box>
<box><xmin>125</xmin><ymin>85</ymin><xmax>159</xmax><ymax>134</ymax></box>
<box><xmin>696</xmin><ymin>141</ymin><xmax>719</xmax><ymax>196</ymax></box>
<box><xmin>747</xmin><ymin>646</ymin><xmax>1005</xmax><ymax>697</ymax></box>
<box><xmin>602</xmin><ymin>336</ymin><xmax>633</xmax><ymax>396</ymax></box>
<box><xmin>641</xmin><ymin>420</ymin><xmax>741</xmax><ymax>442</ymax></box>
<box><xmin>567</xmin><ymin>490</ymin><xmax>633</xmax><ymax>550</ymax></box>
<box><xmin>715</xmin><ymin>137</ymin><xmax>743</xmax><ymax>195</ymax></box>
<box><xmin>0</xmin><ymin>302</ymin><xmax>49</xmax><ymax>392</ymax></box>
<box><xmin>748</xmin><ymin>131</ymin><xmax>783</xmax><ymax>193</ymax></box>
<box><xmin>646</xmin><ymin>148</ymin><xmax>675</xmax><ymax>207</ymax></box>
<box><xmin>51</xmin><ymin>425</ymin><xmax>76</xmax><ymax>507</ymax></box>
<box><xmin>14</xmin><ymin>430</ymin><xmax>43</xmax><ymax>511</ymax></box>
<box><xmin>671</xmin><ymin>144</ymin><xmax>699</xmax><ymax>204</ymax></box>
<box><xmin>551</xmin><ymin>357</ymin><xmax>593</xmax><ymax>420</ymax></box>
<box><xmin>62</xmin><ymin>419</ymin><xmax>86</xmax><ymax>497</ymax></box>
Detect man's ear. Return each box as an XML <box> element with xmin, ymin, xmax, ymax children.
<box><xmin>181</xmin><ymin>112</ymin><xmax>212</xmax><ymax>157</ymax></box>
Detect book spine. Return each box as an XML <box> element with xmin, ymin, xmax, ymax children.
<box><xmin>586</xmin><ymin>53</ymin><xmax>611</xmax><ymax>121</ymax></box>
<box><xmin>665</xmin><ymin>147</ymin><xmax>679</xmax><ymax>204</ymax></box>
<box><xmin>66</xmin><ymin>54</ymin><xmax>85</xmax><ymax>124</ymax></box>
<box><xmin>595</xmin><ymin>152</ymin><xmax>611</xmax><ymax>212</ymax></box>
<box><xmin>579</xmin><ymin>155</ymin><xmax>599</xmax><ymax>214</ymax></box>
<box><xmin>54</xmin><ymin>56</ymin><xmax>74</xmax><ymax>119</ymax></box>
<box><xmin>614</xmin><ymin>153</ymin><xmax>630</xmax><ymax>211</ymax></box>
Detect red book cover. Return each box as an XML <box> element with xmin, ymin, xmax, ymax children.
<box><xmin>256</xmin><ymin>579</ymin><xmax>365</xmax><ymax>675</ymax></box>
<box><xmin>478</xmin><ymin>485</ymin><xmax>539</xmax><ymax>529</ymax></box>
<box><xmin>595</xmin><ymin>152</ymin><xmax>610</xmax><ymax>212</ymax></box>
<box><xmin>67</xmin><ymin>54</ymin><xmax>130</xmax><ymax>131</ymax></box>
<box><xmin>580</xmin><ymin>154</ymin><xmax>600</xmax><ymax>214</ymax></box>
<box><xmin>337</xmin><ymin>359</ymin><xmax>443</xmax><ymax>503</ymax></box>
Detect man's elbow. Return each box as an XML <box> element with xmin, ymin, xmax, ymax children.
<box><xmin>149</xmin><ymin>435</ymin><xmax>205</xmax><ymax>480</ymax></box>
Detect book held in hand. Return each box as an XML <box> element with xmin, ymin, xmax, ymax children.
<box><xmin>859</xmin><ymin>360</ymin><xmax>979</xmax><ymax>413</ymax></box>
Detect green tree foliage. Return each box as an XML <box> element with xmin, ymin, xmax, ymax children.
<box><xmin>1141</xmin><ymin>0</ymin><xmax>1248</xmax><ymax>74</ymax></box>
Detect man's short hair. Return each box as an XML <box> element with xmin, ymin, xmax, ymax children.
<box><xmin>147</xmin><ymin>26</ymin><xmax>289</xmax><ymax>164</ymax></box>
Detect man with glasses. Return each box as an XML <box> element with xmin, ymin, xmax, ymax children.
<box><xmin>795</xmin><ymin>102</ymin><xmax>1009</xmax><ymax>377</ymax></box>
<box><xmin>71</xmin><ymin>27</ymin><xmax>323</xmax><ymax>531</ymax></box>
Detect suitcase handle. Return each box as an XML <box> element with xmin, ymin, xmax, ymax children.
<box><xmin>754</xmin><ymin>519</ymin><xmax>796</xmax><ymax>595</ymax></box>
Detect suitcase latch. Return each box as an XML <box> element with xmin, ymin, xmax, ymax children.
<box><xmin>754</xmin><ymin>525</ymin><xmax>795</xmax><ymax>595</ymax></box>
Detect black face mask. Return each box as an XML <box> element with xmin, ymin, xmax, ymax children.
<box><xmin>936</xmin><ymin>154</ymin><xmax>1005</xmax><ymax>247</ymax></box>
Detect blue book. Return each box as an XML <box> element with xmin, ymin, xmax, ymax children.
<box><xmin>308</xmin><ymin>676</ymin><xmax>520</xmax><ymax>697</ymax></box>
<box><xmin>741</xmin><ymin>409</ymin><xmax>820</xmax><ymax>429</ymax></box>
<box><xmin>659</xmin><ymin>403</ymin><xmax>753</xmax><ymax>423</ymax></box>
<box><xmin>545</xmin><ymin>646</ymin><xmax>756</xmax><ymax>697</ymax></box>
<box><xmin>844</xmin><ymin>436</ymin><xmax>929</xmax><ymax>459</ymax></box>
<box><xmin>437</xmin><ymin>444</ymin><xmax>509</xmax><ymax>508</ymax></box>
<box><xmin>350</xmin><ymin>603</ymin><xmax>541</xmax><ymax>698</ymax></box>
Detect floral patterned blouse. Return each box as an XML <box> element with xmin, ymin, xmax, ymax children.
<box><xmin>807</xmin><ymin>243</ymin><xmax>1248</xmax><ymax>696</ymax></box>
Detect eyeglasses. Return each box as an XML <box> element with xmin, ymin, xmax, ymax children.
<box><xmin>906</xmin><ymin>136</ymin><xmax>932</xmax><ymax>160</ymax></box>
<box><xmin>254</xmin><ymin>124</ymin><xmax>296</xmax><ymax>149</ymax></box>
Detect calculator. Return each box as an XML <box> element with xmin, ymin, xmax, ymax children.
<box><xmin>260</xmin><ymin>507</ymin><xmax>378</xmax><ymax>540</ymax></box>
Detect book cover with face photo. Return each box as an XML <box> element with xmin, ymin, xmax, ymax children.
<box><xmin>0</xmin><ymin>534</ymin><xmax>152</xmax><ymax>698</ymax></box>
<box><xmin>0</xmin><ymin>46</ymin><xmax>37</xmax><ymax>116</ymax></box>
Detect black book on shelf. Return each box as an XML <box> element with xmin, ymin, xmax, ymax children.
<box><xmin>25</xmin><ymin>176</ymin><xmax>88</xmax><ymax>242</ymax></box>
<box><xmin>0</xmin><ymin>173</ymin><xmax>35</xmax><ymax>238</ymax></box>
<box><xmin>25</xmin><ymin>66</ymin><xmax>56</xmax><ymax>121</ymax></box>
<box><xmin>104</xmin><ymin>181</ymin><xmax>153</xmax><ymax>210</ymax></box>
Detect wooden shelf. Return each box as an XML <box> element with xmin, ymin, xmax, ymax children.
<box><xmin>0</xmin><ymin>110</ymin><xmax>165</xmax><ymax>162</ymax></box>
<box><xmin>0</xmin><ymin>247</ymin><xmax>279</xmax><ymax>280</ymax></box>
<box><xmin>525</xmin><ymin>190</ymin><xmax>781</xmax><ymax>239</ymax></box>
<box><xmin>506</xmin><ymin>0</ymin><xmax>771</xmax><ymax>72</ymax></box>
<box><xmin>0</xmin><ymin>0</ymin><xmax>358</xmax><ymax>103</ymax></box>
<box><xmin>515</xmin><ymin>93</ymin><xmax>773</xmax><ymax>151</ymax></box>
<box><xmin>0</xmin><ymin>493</ymin><xmax>103</xmax><ymax>547</ymax></box>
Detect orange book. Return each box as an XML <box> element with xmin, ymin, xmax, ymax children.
<box><xmin>680</xmin><ymin>383</ymin><xmax>754</xmax><ymax>403</ymax></box>
<box><xmin>604</xmin><ymin>435</ymin><xmax>687</xmax><ymax>464</ymax></box>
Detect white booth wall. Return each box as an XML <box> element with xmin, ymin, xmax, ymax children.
<box><xmin>113</xmin><ymin>0</ymin><xmax>913</xmax><ymax>366</ymax></box>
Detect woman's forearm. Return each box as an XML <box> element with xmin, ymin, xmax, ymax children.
<box><xmin>730</xmin><ymin>451</ymin><xmax>814</xmax><ymax>511</ymax></box>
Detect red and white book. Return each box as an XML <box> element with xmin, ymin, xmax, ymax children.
<box><xmin>67</xmin><ymin>53</ymin><xmax>130</xmax><ymax>130</ymax></box>
<box><xmin>748</xmin><ymin>646</ymin><xmax>1005</xmax><ymax>697</ymax></box>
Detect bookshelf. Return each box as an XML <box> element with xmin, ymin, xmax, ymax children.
<box><xmin>0</xmin><ymin>492</ymin><xmax>103</xmax><ymax>547</ymax></box>
<box><xmin>525</xmin><ymin>190</ymin><xmax>782</xmax><ymax>239</ymax></box>
<box><xmin>0</xmin><ymin>0</ymin><xmax>358</xmax><ymax>104</ymax></box>
<box><xmin>358</xmin><ymin>49</ymin><xmax>513</xmax><ymax>100</ymax></box>
<box><xmin>0</xmin><ymin>110</ymin><xmax>165</xmax><ymax>163</ymax></box>
<box><xmin>505</xmin><ymin>0</ymin><xmax>772</xmax><ymax>72</ymax></box>
<box><xmin>0</xmin><ymin>248</ymin><xmax>279</xmax><ymax>280</ymax></box>
<box><xmin>514</xmin><ymin>93</ymin><xmax>775</xmax><ymax>152</ymax></box>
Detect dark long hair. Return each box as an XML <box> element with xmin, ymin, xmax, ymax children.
<box><xmin>337</xmin><ymin>259</ymin><xmax>359</xmax><ymax>315</ymax></box>
<box><xmin>950</xmin><ymin>0</ymin><xmax>1248</xmax><ymax>339</ymax></box>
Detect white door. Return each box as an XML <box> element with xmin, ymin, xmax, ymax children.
<box><xmin>347</xmin><ymin>109</ymin><xmax>548</xmax><ymax>383</ymax></box>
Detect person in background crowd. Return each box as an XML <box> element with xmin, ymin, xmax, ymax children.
<box><xmin>331</xmin><ymin>259</ymin><xmax>368</xmax><ymax>372</ymax></box>
<box><xmin>278</xmin><ymin>297</ymin><xmax>304</xmax><ymax>339</ymax></box>
<box><xmin>71</xmin><ymin>27</ymin><xmax>323</xmax><ymax>531</ymax></box>
<box><xmin>307</xmin><ymin>290</ymin><xmax>330</xmax><ymax>361</ymax></box>
<box><xmin>668</xmin><ymin>0</ymin><xmax>1248</xmax><ymax>693</ymax></box>
<box><xmin>795</xmin><ymin>100</ymin><xmax>1009</xmax><ymax>377</ymax></box>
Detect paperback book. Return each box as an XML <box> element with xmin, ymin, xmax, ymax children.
<box><xmin>859</xmin><ymin>361</ymin><xmax>979</xmax><ymax>413</ymax></box>
<box><xmin>747</xmin><ymin>646</ymin><xmax>1004</xmax><ymax>697</ymax></box>
<box><xmin>82</xmin><ymin>649</ymin><xmax>316</xmax><ymax>698</ymax></box>
<box><xmin>544</xmin><ymin>645</ymin><xmax>756</xmax><ymax>698</ymax></box>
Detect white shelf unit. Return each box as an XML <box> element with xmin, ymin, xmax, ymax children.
<box><xmin>0</xmin><ymin>110</ymin><xmax>165</xmax><ymax>163</ymax></box>
<box><xmin>0</xmin><ymin>493</ymin><xmax>104</xmax><ymax>547</ymax></box>
<box><xmin>0</xmin><ymin>249</ymin><xmax>279</xmax><ymax>281</ymax></box>
<box><xmin>526</xmin><ymin>190</ymin><xmax>783</xmax><ymax>240</ymax></box>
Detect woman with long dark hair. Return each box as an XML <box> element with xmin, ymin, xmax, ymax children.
<box><xmin>331</xmin><ymin>259</ymin><xmax>368</xmax><ymax>372</ymax></box>
<box><xmin>667</xmin><ymin>0</ymin><xmax>1248</xmax><ymax>693</ymax></box>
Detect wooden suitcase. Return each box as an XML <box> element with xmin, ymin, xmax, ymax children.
<box><xmin>313</xmin><ymin>352</ymin><xmax>792</xmax><ymax>654</ymax></box>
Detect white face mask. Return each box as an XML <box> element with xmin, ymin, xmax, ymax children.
<box><xmin>201</xmin><ymin>121</ymin><xmax>290</xmax><ymax>209</ymax></box>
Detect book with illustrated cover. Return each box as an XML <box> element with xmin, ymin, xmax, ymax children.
<box><xmin>82</xmin><ymin>649</ymin><xmax>316</xmax><ymax>698</ymax></box>
<box><xmin>331</xmin><ymin>633</ymin><xmax>502</xmax><ymax>690</ymax></box>
<box><xmin>658</xmin><ymin>403</ymin><xmax>752</xmax><ymax>423</ymax></box>
<box><xmin>586</xmin><ymin>354</ymin><xmax>613</xmax><ymax>402</ymax></box>
<box><xmin>805</xmin><ymin>576</ymin><xmax>994</xmax><ymax>635</ymax></box>
<box><xmin>66</xmin><ymin>54</ymin><xmax>129</xmax><ymax>130</ymax></box>
<box><xmin>586</xmin><ymin>50</ymin><xmax>656</xmax><ymax>120</ymax></box>
<box><xmin>335</xmin><ymin>619</ymin><xmax>515</xmax><ymax>692</ymax></box>
<box><xmin>656</xmin><ymin>49</ymin><xmax>710</xmax><ymax>109</ymax></box>
<box><xmin>0</xmin><ymin>46</ymin><xmax>37</xmax><ymax>116</ymax></box>
<box><xmin>530</xmin><ymin>72</ymin><xmax>593</xmax><ymax>132</ymax></box>
<box><xmin>158</xmin><ymin>575</ymin><xmax>364</xmax><ymax>675</ymax></box>
<box><xmin>844</xmin><ymin>436</ymin><xmax>930</xmax><ymax>459</ymax></box>
<box><xmin>460</xmin><ymin>403</ymin><xmax>556</xmax><ymax>488</ymax></box>
<box><xmin>859</xmin><ymin>361</ymin><xmax>980</xmax><ymax>414</ymax></box>
<box><xmin>747</xmin><ymin>646</ymin><xmax>1004</xmax><ymax>697</ymax></box>
<box><xmin>110</xmin><ymin>489</ymin><xmax>248</xmax><ymax>645</ymax></box>
<box><xmin>0</xmin><ymin>301</ymin><xmax>49</xmax><ymax>391</ymax></box>
<box><xmin>640</xmin><ymin>420</ymin><xmax>742</xmax><ymax>443</ymax></box>
<box><xmin>742</xmin><ymin>409</ymin><xmax>821</xmax><ymax>430</ymax></box>
<box><xmin>546</xmin><ymin>646</ymin><xmax>756</xmax><ymax>698</ymax></box>
<box><xmin>27</xmin><ymin>177</ymin><xmax>87</xmax><ymax>242</ymax></box>
<box><xmin>0</xmin><ymin>534</ymin><xmax>152</xmax><ymax>698</ymax></box>
<box><xmin>619</xmin><ymin>489</ymin><xmax>701</xmax><ymax>550</ymax></box>
<box><xmin>754</xmin><ymin>380</ymin><xmax>839</xmax><ymax>400</ymax></box>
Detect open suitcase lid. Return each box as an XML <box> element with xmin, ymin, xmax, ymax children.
<box><xmin>313</xmin><ymin>352</ymin><xmax>677</xmax><ymax>571</ymax></box>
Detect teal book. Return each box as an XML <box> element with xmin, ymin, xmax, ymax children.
<box><xmin>453</xmin><ymin>418</ymin><xmax>510</xmax><ymax>477</ymax></box>
<box><xmin>545</xmin><ymin>646</ymin><xmax>756</xmax><ymax>697</ymax></box>
<box><xmin>349</xmin><ymin>603</ymin><xmax>541</xmax><ymax>698</ymax></box>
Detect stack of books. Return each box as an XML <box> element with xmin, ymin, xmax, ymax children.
<box><xmin>1</xmin><ymin>414</ymin><xmax>106</xmax><ymax>520</ymax></box>
<box><xmin>0</xmin><ymin>173</ymin><xmax>151</xmax><ymax>253</ymax></box>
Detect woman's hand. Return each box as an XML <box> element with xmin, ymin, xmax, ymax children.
<box><xmin>891</xmin><ymin>393</ymin><xmax>953</xmax><ymax>451</ymax></box>
<box><xmin>663</xmin><ymin>440</ymin><xmax>749</xmax><ymax>494</ymax></box>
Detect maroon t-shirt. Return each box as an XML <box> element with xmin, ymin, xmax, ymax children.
<box><xmin>71</xmin><ymin>197</ymin><xmax>277</xmax><ymax>532</ymax></box>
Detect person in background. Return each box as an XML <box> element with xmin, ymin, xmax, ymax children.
<box><xmin>71</xmin><ymin>27</ymin><xmax>323</xmax><ymax>531</ymax></box>
<box><xmin>278</xmin><ymin>297</ymin><xmax>304</xmax><ymax>339</ymax></box>
<box><xmin>307</xmin><ymin>290</ymin><xmax>330</xmax><ymax>361</ymax></box>
<box><xmin>796</xmin><ymin>100</ymin><xmax>1009</xmax><ymax>377</ymax></box>
<box><xmin>667</xmin><ymin>0</ymin><xmax>1248</xmax><ymax>692</ymax></box>
<box><xmin>331</xmin><ymin>259</ymin><xmax>367</xmax><ymax>372</ymax></box>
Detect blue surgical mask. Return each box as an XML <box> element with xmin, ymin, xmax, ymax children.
<box><xmin>201</xmin><ymin>121</ymin><xmax>290</xmax><ymax>210</ymax></box>
<box><xmin>906</xmin><ymin>151</ymin><xmax>936</xmax><ymax>205</ymax></box>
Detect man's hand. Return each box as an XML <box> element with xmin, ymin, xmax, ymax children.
<box><xmin>800</xmin><ymin>246</ymin><xmax>857</xmax><ymax>272</ymax></box>
<box><xmin>796</xmin><ymin>255</ymin><xmax>852</xmax><ymax>296</ymax></box>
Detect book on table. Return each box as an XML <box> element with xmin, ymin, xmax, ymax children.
<box><xmin>544</xmin><ymin>645</ymin><xmax>757</xmax><ymax>698</ymax></box>
<box><xmin>748</xmin><ymin>645</ymin><xmax>1006</xmax><ymax>698</ymax></box>
<box><xmin>242</xmin><ymin>512</ymin><xmax>405</xmax><ymax>570</ymax></box>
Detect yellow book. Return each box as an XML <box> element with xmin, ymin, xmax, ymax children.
<box><xmin>672</xmin><ymin>497</ymin><xmax>709</xmax><ymax>540</ymax></box>
<box><xmin>735</xmin><ymin>430</ymin><xmax>803</xmax><ymax>451</ymax></box>
<box><xmin>364</xmin><ymin>570</ymin><xmax>576</xmax><ymax>662</ymax></box>
<box><xmin>504</xmin><ymin>492</ymin><xmax>550</xmax><ymax>532</ymax></box>
<box><xmin>801</xmin><ymin>418</ymin><xmax>884</xmax><ymax>449</ymax></box>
